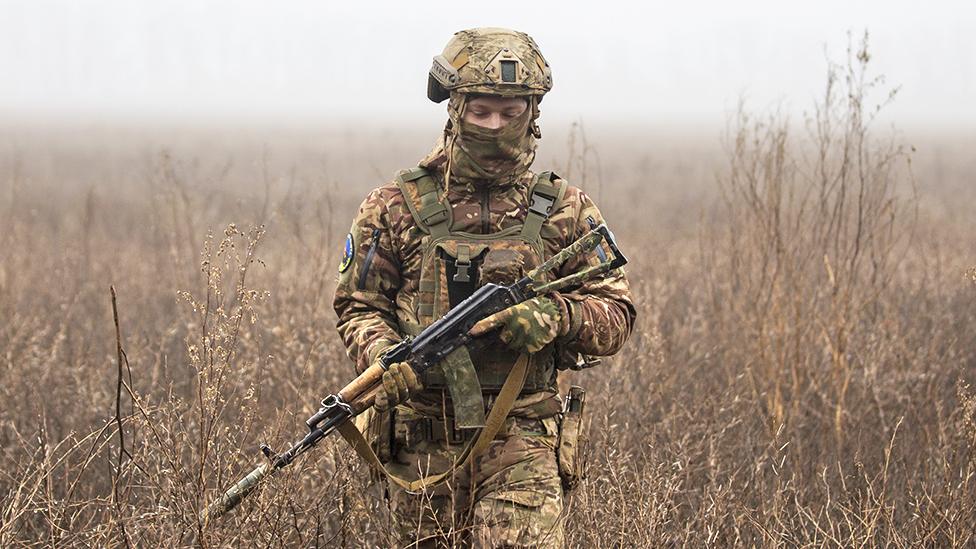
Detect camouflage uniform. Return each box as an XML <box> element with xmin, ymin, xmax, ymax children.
<box><xmin>333</xmin><ymin>28</ymin><xmax>635</xmax><ymax>548</ymax></box>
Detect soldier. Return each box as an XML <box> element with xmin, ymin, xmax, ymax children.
<box><xmin>333</xmin><ymin>27</ymin><xmax>635</xmax><ymax>548</ymax></box>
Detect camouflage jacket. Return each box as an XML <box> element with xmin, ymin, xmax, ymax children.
<box><xmin>333</xmin><ymin>160</ymin><xmax>635</xmax><ymax>414</ymax></box>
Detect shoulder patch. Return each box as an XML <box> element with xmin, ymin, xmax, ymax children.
<box><xmin>339</xmin><ymin>232</ymin><xmax>354</xmax><ymax>273</ymax></box>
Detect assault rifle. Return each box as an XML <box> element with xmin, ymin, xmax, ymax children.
<box><xmin>201</xmin><ymin>224</ymin><xmax>626</xmax><ymax>521</ymax></box>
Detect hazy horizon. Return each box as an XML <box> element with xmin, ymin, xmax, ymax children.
<box><xmin>1</xmin><ymin>0</ymin><xmax>973</xmax><ymax>133</ymax></box>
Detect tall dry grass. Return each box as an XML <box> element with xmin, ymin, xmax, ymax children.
<box><xmin>1</xmin><ymin>36</ymin><xmax>975</xmax><ymax>547</ymax></box>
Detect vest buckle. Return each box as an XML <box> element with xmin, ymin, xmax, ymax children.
<box><xmin>528</xmin><ymin>193</ymin><xmax>555</xmax><ymax>217</ymax></box>
<box><xmin>452</xmin><ymin>244</ymin><xmax>472</xmax><ymax>283</ymax></box>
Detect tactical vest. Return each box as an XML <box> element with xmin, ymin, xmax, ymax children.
<box><xmin>394</xmin><ymin>166</ymin><xmax>566</xmax><ymax>427</ymax></box>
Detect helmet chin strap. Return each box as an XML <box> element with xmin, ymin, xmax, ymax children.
<box><xmin>529</xmin><ymin>96</ymin><xmax>542</xmax><ymax>139</ymax></box>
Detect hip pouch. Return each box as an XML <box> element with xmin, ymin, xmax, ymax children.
<box><xmin>557</xmin><ymin>385</ymin><xmax>588</xmax><ymax>491</ymax></box>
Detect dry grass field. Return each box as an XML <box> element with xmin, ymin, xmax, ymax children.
<box><xmin>2</xmin><ymin>51</ymin><xmax>975</xmax><ymax>547</ymax></box>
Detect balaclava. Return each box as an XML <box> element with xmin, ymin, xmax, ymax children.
<box><xmin>440</xmin><ymin>93</ymin><xmax>542</xmax><ymax>187</ymax></box>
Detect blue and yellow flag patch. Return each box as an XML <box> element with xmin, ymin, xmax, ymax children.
<box><xmin>339</xmin><ymin>232</ymin><xmax>354</xmax><ymax>273</ymax></box>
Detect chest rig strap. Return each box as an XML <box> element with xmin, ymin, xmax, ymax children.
<box><xmin>520</xmin><ymin>171</ymin><xmax>567</xmax><ymax>242</ymax></box>
<box><xmin>395</xmin><ymin>167</ymin><xmax>451</xmax><ymax>239</ymax></box>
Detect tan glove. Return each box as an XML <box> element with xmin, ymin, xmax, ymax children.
<box><xmin>373</xmin><ymin>362</ymin><xmax>423</xmax><ymax>412</ymax></box>
<box><xmin>469</xmin><ymin>296</ymin><xmax>565</xmax><ymax>353</ymax></box>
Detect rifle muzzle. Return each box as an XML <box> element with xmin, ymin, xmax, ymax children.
<box><xmin>200</xmin><ymin>462</ymin><xmax>272</xmax><ymax>524</ymax></box>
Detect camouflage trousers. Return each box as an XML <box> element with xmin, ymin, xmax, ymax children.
<box><xmin>385</xmin><ymin>409</ymin><xmax>565</xmax><ymax>548</ymax></box>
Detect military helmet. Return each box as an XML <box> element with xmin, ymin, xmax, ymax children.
<box><xmin>427</xmin><ymin>27</ymin><xmax>553</xmax><ymax>103</ymax></box>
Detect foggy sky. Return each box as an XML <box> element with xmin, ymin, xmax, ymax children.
<box><xmin>1</xmin><ymin>0</ymin><xmax>973</xmax><ymax>130</ymax></box>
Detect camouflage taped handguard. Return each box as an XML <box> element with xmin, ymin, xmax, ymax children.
<box><xmin>201</xmin><ymin>462</ymin><xmax>272</xmax><ymax>523</ymax></box>
<box><xmin>526</xmin><ymin>230</ymin><xmax>603</xmax><ymax>281</ymax></box>
<box><xmin>527</xmin><ymin>224</ymin><xmax>626</xmax><ymax>294</ymax></box>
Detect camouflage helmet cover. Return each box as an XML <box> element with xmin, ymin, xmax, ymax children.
<box><xmin>428</xmin><ymin>27</ymin><xmax>553</xmax><ymax>103</ymax></box>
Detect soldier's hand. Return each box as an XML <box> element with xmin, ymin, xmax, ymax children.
<box><xmin>469</xmin><ymin>296</ymin><xmax>564</xmax><ymax>353</ymax></box>
<box><xmin>373</xmin><ymin>362</ymin><xmax>423</xmax><ymax>412</ymax></box>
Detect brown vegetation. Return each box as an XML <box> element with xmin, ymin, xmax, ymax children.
<box><xmin>1</xmin><ymin>40</ymin><xmax>975</xmax><ymax>547</ymax></box>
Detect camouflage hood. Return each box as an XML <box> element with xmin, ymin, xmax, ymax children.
<box><xmin>421</xmin><ymin>93</ymin><xmax>541</xmax><ymax>188</ymax></box>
